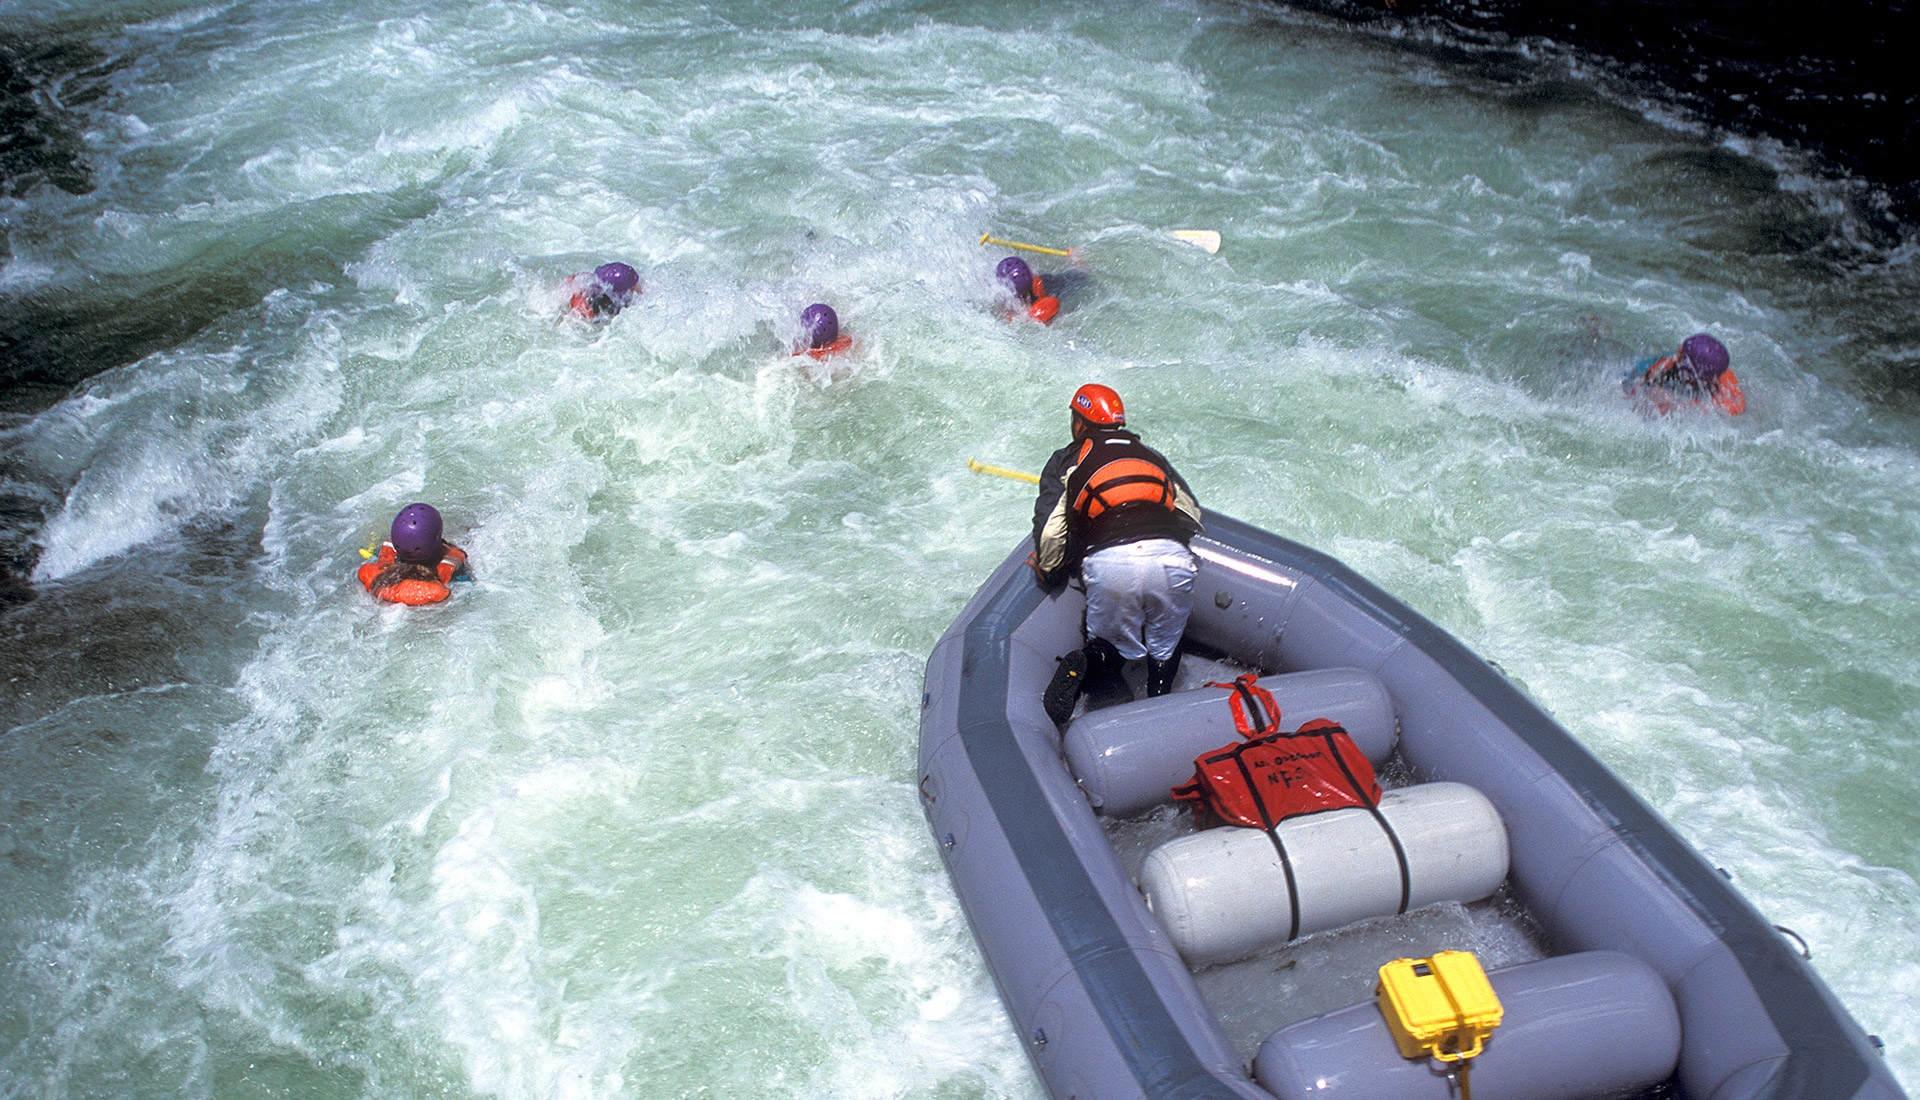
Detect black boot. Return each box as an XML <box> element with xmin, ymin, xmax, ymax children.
<box><xmin>1146</xmin><ymin>646</ymin><xmax>1183</xmax><ymax>698</ymax></box>
<box><xmin>1042</xmin><ymin>650</ymin><xmax>1087</xmax><ymax>727</ymax></box>
<box><xmin>1043</xmin><ymin>640</ymin><xmax>1120</xmax><ymax>726</ymax></box>
<box><xmin>1086</xmin><ymin>638</ymin><xmax>1122</xmax><ymax>679</ymax></box>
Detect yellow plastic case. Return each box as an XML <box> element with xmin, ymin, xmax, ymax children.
<box><xmin>1376</xmin><ymin>951</ymin><xmax>1504</xmax><ymax>1062</ymax></box>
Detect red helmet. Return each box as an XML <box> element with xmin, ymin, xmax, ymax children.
<box><xmin>1070</xmin><ymin>384</ymin><xmax>1125</xmax><ymax>427</ymax></box>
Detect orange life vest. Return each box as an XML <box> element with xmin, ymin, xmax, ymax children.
<box><xmin>357</xmin><ymin>543</ymin><xmax>467</xmax><ymax>606</ymax></box>
<box><xmin>795</xmin><ymin>334</ymin><xmax>854</xmax><ymax>360</ymax></box>
<box><xmin>1069</xmin><ymin>442</ymin><xmax>1175</xmax><ymax>522</ymax></box>
<box><xmin>1027</xmin><ymin>276</ymin><xmax>1059</xmax><ymax>323</ymax></box>
<box><xmin>1712</xmin><ymin>369</ymin><xmax>1745</xmax><ymax>414</ymax></box>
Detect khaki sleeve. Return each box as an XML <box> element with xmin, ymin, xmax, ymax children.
<box><xmin>1035</xmin><ymin>490</ymin><xmax>1074</xmax><ymax>577</ymax></box>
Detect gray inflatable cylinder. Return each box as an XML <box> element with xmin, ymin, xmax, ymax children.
<box><xmin>1253</xmin><ymin>951</ymin><xmax>1682</xmax><ymax>1100</ymax></box>
<box><xmin>1139</xmin><ymin>782</ymin><xmax>1507</xmax><ymax>965</ymax></box>
<box><xmin>1064</xmin><ymin>667</ymin><xmax>1397</xmax><ymax>817</ymax></box>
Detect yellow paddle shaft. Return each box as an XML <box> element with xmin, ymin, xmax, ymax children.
<box><xmin>968</xmin><ymin>458</ymin><xmax>1040</xmax><ymax>484</ymax></box>
<box><xmin>980</xmin><ymin>234</ymin><xmax>1073</xmax><ymax>258</ymax></box>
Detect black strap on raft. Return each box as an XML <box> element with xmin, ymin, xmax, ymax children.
<box><xmin>1199</xmin><ymin>677</ymin><xmax>1412</xmax><ymax>936</ymax></box>
<box><xmin>1226</xmin><ymin>718</ymin><xmax>1411</xmax><ymax>937</ymax></box>
<box><xmin>1228</xmin><ymin>749</ymin><xmax>1304</xmax><ymax>941</ymax></box>
<box><xmin>1311</xmin><ymin>723</ymin><xmax>1412</xmax><ymax>917</ymax></box>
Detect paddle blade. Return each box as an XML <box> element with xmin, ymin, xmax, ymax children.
<box><xmin>1170</xmin><ymin>229</ymin><xmax>1221</xmax><ymax>253</ymax></box>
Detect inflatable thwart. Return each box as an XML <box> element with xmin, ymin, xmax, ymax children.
<box><xmin>918</xmin><ymin>511</ymin><xmax>1904</xmax><ymax>1100</ymax></box>
<box><xmin>1142</xmin><ymin>779</ymin><xmax>1510</xmax><ymax>964</ymax></box>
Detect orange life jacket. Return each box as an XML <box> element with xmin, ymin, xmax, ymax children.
<box><xmin>1711</xmin><ymin>369</ymin><xmax>1745</xmax><ymax>414</ymax></box>
<box><xmin>795</xmin><ymin>334</ymin><xmax>854</xmax><ymax>360</ymax></box>
<box><xmin>357</xmin><ymin>543</ymin><xmax>467</xmax><ymax>606</ymax></box>
<box><xmin>1027</xmin><ymin>276</ymin><xmax>1059</xmax><ymax>323</ymax></box>
<box><xmin>1051</xmin><ymin>430</ymin><xmax>1199</xmax><ymax>564</ymax></box>
<box><xmin>1069</xmin><ymin>441</ymin><xmax>1175</xmax><ymax>523</ymax></box>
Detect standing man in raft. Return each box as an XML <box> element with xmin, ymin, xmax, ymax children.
<box><xmin>1030</xmin><ymin>384</ymin><xmax>1203</xmax><ymax>724</ymax></box>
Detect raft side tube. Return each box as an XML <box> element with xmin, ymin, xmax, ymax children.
<box><xmin>924</xmin><ymin>559</ymin><xmax>1269</xmax><ymax>1100</ymax></box>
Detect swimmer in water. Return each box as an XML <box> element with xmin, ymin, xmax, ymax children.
<box><xmin>357</xmin><ymin>503</ymin><xmax>469</xmax><ymax>606</ymax></box>
<box><xmin>1621</xmin><ymin>333</ymin><xmax>1745</xmax><ymax>415</ymax></box>
<box><xmin>561</xmin><ymin>262</ymin><xmax>641</xmax><ymax>322</ymax></box>
<box><xmin>997</xmin><ymin>256</ymin><xmax>1060</xmax><ymax>324</ymax></box>
<box><xmin>795</xmin><ymin>302</ymin><xmax>852</xmax><ymax>359</ymax></box>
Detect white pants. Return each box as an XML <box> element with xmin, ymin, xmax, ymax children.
<box><xmin>1081</xmin><ymin>539</ymin><xmax>1198</xmax><ymax>661</ymax></box>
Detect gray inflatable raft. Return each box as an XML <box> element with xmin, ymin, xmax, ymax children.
<box><xmin>917</xmin><ymin>512</ymin><xmax>1904</xmax><ymax>1100</ymax></box>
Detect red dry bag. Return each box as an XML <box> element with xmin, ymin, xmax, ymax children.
<box><xmin>1171</xmin><ymin>674</ymin><xmax>1383</xmax><ymax>830</ymax></box>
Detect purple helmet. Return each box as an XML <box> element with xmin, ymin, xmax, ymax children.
<box><xmin>593</xmin><ymin>262</ymin><xmax>639</xmax><ymax>295</ymax></box>
<box><xmin>1678</xmin><ymin>333</ymin><xmax>1729</xmax><ymax>380</ymax></box>
<box><xmin>801</xmin><ymin>303</ymin><xmax>838</xmax><ymax>348</ymax></box>
<box><xmin>391</xmin><ymin>503</ymin><xmax>443</xmax><ymax>563</ymax></box>
<box><xmin>995</xmin><ymin>256</ymin><xmax>1033</xmax><ymax>301</ymax></box>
